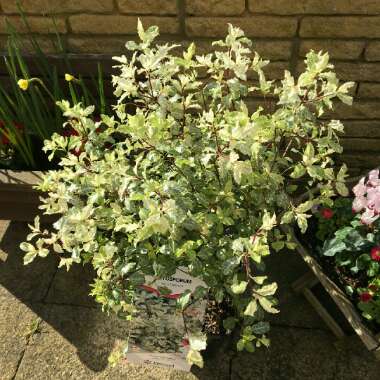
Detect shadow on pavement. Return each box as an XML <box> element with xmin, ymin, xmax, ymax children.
<box><xmin>0</xmin><ymin>221</ymin><xmax>114</xmax><ymax>372</ymax></box>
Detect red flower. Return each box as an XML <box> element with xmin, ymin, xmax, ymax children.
<box><xmin>14</xmin><ymin>122</ymin><xmax>24</xmax><ymax>131</ymax></box>
<box><xmin>1</xmin><ymin>134</ymin><xmax>9</xmax><ymax>145</ymax></box>
<box><xmin>371</xmin><ymin>246</ymin><xmax>380</xmax><ymax>262</ymax></box>
<box><xmin>320</xmin><ymin>208</ymin><xmax>334</xmax><ymax>219</ymax></box>
<box><xmin>62</xmin><ymin>127</ymin><xmax>79</xmax><ymax>137</ymax></box>
<box><xmin>0</xmin><ymin>120</ymin><xmax>24</xmax><ymax>145</ymax></box>
<box><xmin>360</xmin><ymin>292</ymin><xmax>373</xmax><ymax>303</ymax></box>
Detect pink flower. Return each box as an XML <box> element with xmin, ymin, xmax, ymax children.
<box><xmin>320</xmin><ymin>208</ymin><xmax>334</xmax><ymax>219</ymax></box>
<box><xmin>368</xmin><ymin>169</ymin><xmax>380</xmax><ymax>187</ymax></box>
<box><xmin>352</xmin><ymin>196</ymin><xmax>366</xmax><ymax>213</ymax></box>
<box><xmin>352</xmin><ymin>169</ymin><xmax>380</xmax><ymax>225</ymax></box>
<box><xmin>371</xmin><ymin>246</ymin><xmax>380</xmax><ymax>262</ymax></box>
<box><xmin>353</xmin><ymin>177</ymin><xmax>366</xmax><ymax>197</ymax></box>
<box><xmin>361</xmin><ymin>209</ymin><xmax>379</xmax><ymax>225</ymax></box>
<box><xmin>360</xmin><ymin>292</ymin><xmax>373</xmax><ymax>303</ymax></box>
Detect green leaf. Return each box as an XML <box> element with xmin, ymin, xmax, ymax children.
<box><xmin>237</xmin><ymin>339</ymin><xmax>245</xmax><ymax>352</ymax></box>
<box><xmin>256</xmin><ymin>282</ymin><xmax>277</xmax><ymax>297</ymax></box>
<box><xmin>271</xmin><ymin>240</ymin><xmax>284</xmax><ymax>252</ymax></box>
<box><xmin>20</xmin><ymin>242</ymin><xmax>34</xmax><ymax>252</ymax></box>
<box><xmin>223</xmin><ymin>317</ymin><xmax>237</xmax><ymax>331</ymax></box>
<box><xmin>251</xmin><ymin>321</ymin><xmax>270</xmax><ymax>335</ymax></box>
<box><xmin>231</xmin><ymin>280</ymin><xmax>248</xmax><ymax>295</ymax></box>
<box><xmin>178</xmin><ymin>290</ymin><xmax>192</xmax><ymax>310</ymax></box>
<box><xmin>244</xmin><ymin>300</ymin><xmax>258</xmax><ymax>317</ymax></box>
<box><xmin>189</xmin><ymin>333</ymin><xmax>207</xmax><ymax>351</ymax></box>
<box><xmin>222</xmin><ymin>256</ymin><xmax>241</xmax><ymax>275</ymax></box>
<box><xmin>23</xmin><ymin>251</ymin><xmax>37</xmax><ymax>265</ymax></box>
<box><xmin>290</xmin><ymin>164</ymin><xmax>306</xmax><ymax>179</ymax></box>
<box><xmin>336</xmin><ymin>182</ymin><xmax>349</xmax><ymax>197</ymax></box>
<box><xmin>129</xmin><ymin>272</ymin><xmax>145</xmax><ymax>285</ymax></box>
<box><xmin>261</xmin><ymin>211</ymin><xmax>276</xmax><ymax>231</ymax></box>
<box><xmin>186</xmin><ymin>349</ymin><xmax>204</xmax><ymax>368</ymax></box>
<box><xmin>322</xmin><ymin>237</ymin><xmax>346</xmax><ymax>257</ymax></box>
<box><xmin>233</xmin><ymin>160</ymin><xmax>252</xmax><ymax>184</ymax></box>
<box><xmin>258</xmin><ymin>297</ymin><xmax>279</xmax><ymax>314</ymax></box>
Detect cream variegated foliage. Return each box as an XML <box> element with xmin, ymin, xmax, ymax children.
<box><xmin>21</xmin><ymin>21</ymin><xmax>353</xmax><ymax>366</ymax></box>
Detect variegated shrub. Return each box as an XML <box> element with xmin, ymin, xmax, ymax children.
<box><xmin>21</xmin><ymin>22</ymin><xmax>354</xmax><ymax>367</ymax></box>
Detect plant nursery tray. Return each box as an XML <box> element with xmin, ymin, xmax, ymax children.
<box><xmin>0</xmin><ymin>170</ymin><xmax>53</xmax><ymax>222</ymax></box>
<box><xmin>283</xmin><ymin>225</ymin><xmax>380</xmax><ymax>358</ymax></box>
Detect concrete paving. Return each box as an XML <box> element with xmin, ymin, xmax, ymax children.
<box><xmin>0</xmin><ymin>220</ymin><xmax>379</xmax><ymax>380</ymax></box>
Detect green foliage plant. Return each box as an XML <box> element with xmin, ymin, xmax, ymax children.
<box><xmin>20</xmin><ymin>22</ymin><xmax>354</xmax><ymax>367</ymax></box>
<box><xmin>0</xmin><ymin>9</ymin><xmax>107</xmax><ymax>169</ymax></box>
<box><xmin>320</xmin><ymin>169</ymin><xmax>380</xmax><ymax>324</ymax></box>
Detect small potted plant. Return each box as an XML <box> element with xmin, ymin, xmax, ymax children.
<box><xmin>289</xmin><ymin>169</ymin><xmax>380</xmax><ymax>357</ymax></box>
<box><xmin>20</xmin><ymin>22</ymin><xmax>354</xmax><ymax>369</ymax></box>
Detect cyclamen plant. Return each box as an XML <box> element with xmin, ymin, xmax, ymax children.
<box><xmin>20</xmin><ymin>22</ymin><xmax>353</xmax><ymax>367</ymax></box>
<box><xmin>320</xmin><ymin>169</ymin><xmax>380</xmax><ymax>324</ymax></box>
<box><xmin>352</xmin><ymin>169</ymin><xmax>380</xmax><ymax>225</ymax></box>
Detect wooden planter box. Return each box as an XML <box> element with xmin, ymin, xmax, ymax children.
<box><xmin>283</xmin><ymin>225</ymin><xmax>380</xmax><ymax>358</ymax></box>
<box><xmin>0</xmin><ymin>170</ymin><xmax>50</xmax><ymax>222</ymax></box>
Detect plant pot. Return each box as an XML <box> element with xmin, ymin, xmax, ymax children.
<box><xmin>0</xmin><ymin>170</ymin><xmax>53</xmax><ymax>222</ymax></box>
<box><xmin>124</xmin><ymin>268</ymin><xmax>208</xmax><ymax>371</ymax></box>
<box><xmin>283</xmin><ymin>225</ymin><xmax>380</xmax><ymax>358</ymax></box>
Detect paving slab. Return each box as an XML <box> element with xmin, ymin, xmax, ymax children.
<box><xmin>0</xmin><ymin>288</ymin><xmax>42</xmax><ymax>380</ymax></box>
<box><xmin>0</xmin><ymin>220</ymin><xmax>58</xmax><ymax>303</ymax></box>
<box><xmin>44</xmin><ymin>263</ymin><xmax>97</xmax><ymax>308</ymax></box>
<box><xmin>13</xmin><ymin>304</ymin><xmax>197</xmax><ymax>380</ymax></box>
<box><xmin>265</xmin><ymin>250</ymin><xmax>329</xmax><ymax>330</ymax></box>
<box><xmin>230</xmin><ymin>326</ymin><xmax>380</xmax><ymax>380</ymax></box>
<box><xmin>2</xmin><ymin>220</ymin><xmax>380</xmax><ymax>379</ymax></box>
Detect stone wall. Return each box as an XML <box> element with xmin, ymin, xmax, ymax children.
<box><xmin>1</xmin><ymin>0</ymin><xmax>380</xmax><ymax>173</ymax></box>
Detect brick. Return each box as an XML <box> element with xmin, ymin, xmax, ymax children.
<box><xmin>254</xmin><ymin>40</ymin><xmax>293</xmax><ymax>60</ymax></box>
<box><xmin>178</xmin><ymin>40</ymin><xmax>292</xmax><ymax>60</ymax></box>
<box><xmin>328</xmin><ymin>102</ymin><xmax>380</xmax><ymax>119</ymax></box>
<box><xmin>358</xmin><ymin>83</ymin><xmax>380</xmax><ymax>98</ymax></box>
<box><xmin>187</xmin><ymin>0</ymin><xmax>245</xmax><ymax>16</ymax></box>
<box><xmin>340</xmin><ymin>153</ymin><xmax>380</xmax><ymax>169</ymax></box>
<box><xmin>299</xmin><ymin>40</ymin><xmax>364</xmax><ymax>60</ymax></box>
<box><xmin>249</xmin><ymin>0</ymin><xmax>380</xmax><ymax>15</ymax></box>
<box><xmin>68</xmin><ymin>36</ymin><xmax>129</xmax><ymax>54</ymax></box>
<box><xmin>297</xmin><ymin>60</ymin><xmax>380</xmax><ymax>82</ymax></box>
<box><xmin>300</xmin><ymin>17</ymin><xmax>380</xmax><ymax>38</ymax></box>
<box><xmin>343</xmin><ymin>121</ymin><xmax>380</xmax><ymax>137</ymax></box>
<box><xmin>334</xmin><ymin>62</ymin><xmax>380</xmax><ymax>82</ymax></box>
<box><xmin>0</xmin><ymin>16</ymin><xmax>66</xmax><ymax>34</ymax></box>
<box><xmin>256</xmin><ymin>61</ymin><xmax>289</xmax><ymax>80</ymax></box>
<box><xmin>341</xmin><ymin>138</ymin><xmax>380</xmax><ymax>152</ymax></box>
<box><xmin>1</xmin><ymin>0</ymin><xmax>114</xmax><ymax>13</ymax></box>
<box><xmin>118</xmin><ymin>0</ymin><xmax>177</xmax><ymax>15</ymax></box>
<box><xmin>365</xmin><ymin>41</ymin><xmax>380</xmax><ymax>61</ymax></box>
<box><xmin>186</xmin><ymin>17</ymin><xmax>297</xmax><ymax>38</ymax></box>
<box><xmin>69</xmin><ymin>15</ymin><xmax>179</xmax><ymax>35</ymax></box>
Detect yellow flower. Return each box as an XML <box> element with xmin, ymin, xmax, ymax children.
<box><xmin>17</xmin><ymin>79</ymin><xmax>29</xmax><ymax>91</ymax></box>
<box><xmin>65</xmin><ymin>73</ymin><xmax>75</xmax><ymax>82</ymax></box>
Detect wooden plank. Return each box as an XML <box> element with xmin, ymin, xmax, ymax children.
<box><xmin>303</xmin><ymin>287</ymin><xmax>346</xmax><ymax>339</ymax></box>
<box><xmin>0</xmin><ymin>170</ymin><xmax>43</xmax><ymax>186</ymax></box>
<box><xmin>281</xmin><ymin>225</ymin><xmax>380</xmax><ymax>352</ymax></box>
<box><xmin>292</xmin><ymin>271</ymin><xmax>319</xmax><ymax>293</ymax></box>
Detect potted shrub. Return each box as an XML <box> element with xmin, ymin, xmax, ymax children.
<box><xmin>20</xmin><ymin>22</ymin><xmax>354</xmax><ymax>368</ymax></box>
<box><xmin>287</xmin><ymin>170</ymin><xmax>380</xmax><ymax>357</ymax></box>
